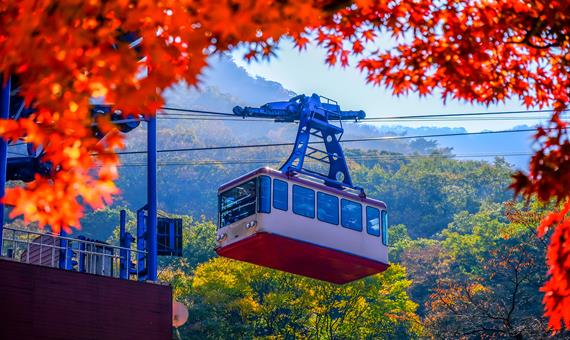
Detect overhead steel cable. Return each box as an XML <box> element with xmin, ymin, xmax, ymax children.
<box><xmin>5</xmin><ymin>107</ymin><xmax>565</xmax><ymax>132</ymax></box>
<box><xmin>156</xmin><ymin>115</ymin><xmax>556</xmax><ymax>123</ymax></box>
<box><xmin>94</xmin><ymin>151</ymin><xmax>533</xmax><ymax>168</ymax></box>
<box><xmin>5</xmin><ymin>108</ymin><xmax>563</xmax><ymax>140</ymax></box>
<box><xmin>115</xmin><ymin>141</ymin><xmax>294</xmax><ymax>155</ymax></box>
<box><xmin>157</xmin><ymin>116</ymin><xmax>273</xmax><ymax>122</ymax></box>
<box><xmin>361</xmin><ymin>109</ymin><xmax>567</xmax><ymax>121</ymax></box>
<box><xmin>158</xmin><ymin>106</ymin><xmax>567</xmax><ymax>122</ymax></box>
<box><xmin>160</xmin><ymin>107</ymin><xmax>236</xmax><ymax>117</ymax></box>
<box><xmin>113</xmin><ymin>127</ymin><xmax>543</xmax><ymax>156</ymax></box>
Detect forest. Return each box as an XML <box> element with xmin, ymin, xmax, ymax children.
<box><xmin>24</xmin><ymin>116</ymin><xmax>556</xmax><ymax>339</ymax></box>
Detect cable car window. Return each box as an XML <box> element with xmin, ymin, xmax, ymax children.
<box><xmin>219</xmin><ymin>179</ymin><xmax>257</xmax><ymax>228</ymax></box>
<box><xmin>341</xmin><ymin>199</ymin><xmax>362</xmax><ymax>231</ymax></box>
<box><xmin>317</xmin><ymin>192</ymin><xmax>339</xmax><ymax>225</ymax></box>
<box><xmin>258</xmin><ymin>176</ymin><xmax>271</xmax><ymax>213</ymax></box>
<box><xmin>381</xmin><ymin>210</ymin><xmax>389</xmax><ymax>245</ymax></box>
<box><xmin>366</xmin><ymin>206</ymin><xmax>380</xmax><ymax>237</ymax></box>
<box><xmin>273</xmin><ymin>179</ymin><xmax>288</xmax><ymax>211</ymax></box>
<box><xmin>293</xmin><ymin>185</ymin><xmax>315</xmax><ymax>218</ymax></box>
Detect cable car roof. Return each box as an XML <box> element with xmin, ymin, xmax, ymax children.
<box><xmin>218</xmin><ymin>167</ymin><xmax>387</xmax><ymax>209</ymax></box>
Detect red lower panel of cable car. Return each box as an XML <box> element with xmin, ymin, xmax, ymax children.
<box><xmin>216</xmin><ymin>232</ymin><xmax>389</xmax><ymax>284</ymax></box>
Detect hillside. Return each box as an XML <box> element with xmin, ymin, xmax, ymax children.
<box><xmin>82</xmin><ymin>56</ymin><xmax>527</xmax><ymax>239</ymax></box>
<box><xmin>160</xmin><ymin>56</ymin><xmax>533</xmax><ymax>169</ymax></box>
<box><xmin>40</xmin><ymin>56</ymin><xmax>559</xmax><ymax>339</ymax></box>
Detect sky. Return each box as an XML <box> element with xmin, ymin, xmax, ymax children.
<box><xmin>232</xmin><ymin>40</ymin><xmax>549</xmax><ymax>132</ymax></box>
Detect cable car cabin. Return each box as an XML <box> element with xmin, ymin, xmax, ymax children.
<box><xmin>215</xmin><ymin>167</ymin><xmax>389</xmax><ymax>284</ymax></box>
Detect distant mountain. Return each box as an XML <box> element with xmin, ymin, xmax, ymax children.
<box><xmin>200</xmin><ymin>56</ymin><xmax>296</xmax><ymax>105</ymax></box>
<box><xmin>164</xmin><ymin>55</ymin><xmax>295</xmax><ymax>110</ymax></box>
<box><xmin>84</xmin><ymin>56</ymin><xmax>534</xmax><ymax>236</ymax></box>
<box><xmin>371</xmin><ymin>125</ymin><xmax>534</xmax><ymax>169</ymax></box>
<box><xmin>159</xmin><ymin>55</ymin><xmax>534</xmax><ymax>169</ymax></box>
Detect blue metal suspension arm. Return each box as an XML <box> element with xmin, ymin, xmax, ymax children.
<box><xmin>233</xmin><ymin>94</ymin><xmax>365</xmax><ymax>190</ymax></box>
<box><xmin>233</xmin><ymin>94</ymin><xmax>365</xmax><ymax>123</ymax></box>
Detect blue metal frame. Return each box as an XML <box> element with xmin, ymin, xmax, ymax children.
<box><xmin>0</xmin><ymin>75</ymin><xmax>9</xmax><ymax>255</ymax></box>
<box><xmin>119</xmin><ymin>209</ymin><xmax>134</xmax><ymax>280</ymax></box>
<box><xmin>78</xmin><ymin>235</ymin><xmax>86</xmax><ymax>272</ymax></box>
<box><xmin>147</xmin><ymin>116</ymin><xmax>158</xmax><ymax>281</ymax></box>
<box><xmin>233</xmin><ymin>94</ymin><xmax>365</xmax><ymax>190</ymax></box>
<box><xmin>59</xmin><ymin>229</ymin><xmax>75</xmax><ymax>270</ymax></box>
<box><xmin>136</xmin><ymin>206</ymin><xmax>148</xmax><ymax>280</ymax></box>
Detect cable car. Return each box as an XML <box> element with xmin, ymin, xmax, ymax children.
<box><xmin>215</xmin><ymin>94</ymin><xmax>390</xmax><ymax>284</ymax></box>
<box><xmin>216</xmin><ymin>167</ymin><xmax>388</xmax><ymax>284</ymax></box>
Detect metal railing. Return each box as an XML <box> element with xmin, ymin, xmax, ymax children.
<box><xmin>0</xmin><ymin>226</ymin><xmax>147</xmax><ymax>281</ymax></box>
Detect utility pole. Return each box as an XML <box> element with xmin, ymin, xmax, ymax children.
<box><xmin>147</xmin><ymin>115</ymin><xmax>158</xmax><ymax>281</ymax></box>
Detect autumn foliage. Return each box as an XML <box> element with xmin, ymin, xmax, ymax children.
<box><xmin>0</xmin><ymin>0</ymin><xmax>330</xmax><ymax>231</ymax></box>
<box><xmin>2</xmin><ymin>0</ymin><xmax>570</xmax><ymax>331</ymax></box>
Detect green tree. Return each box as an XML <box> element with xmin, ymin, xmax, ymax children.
<box><xmin>79</xmin><ymin>207</ymin><xmax>134</xmax><ymax>241</ymax></box>
<box><xmin>354</xmin><ymin>157</ymin><xmax>513</xmax><ymax>238</ymax></box>
<box><xmin>181</xmin><ymin>258</ymin><xmax>422</xmax><ymax>339</ymax></box>
<box><xmin>417</xmin><ymin>203</ymin><xmax>567</xmax><ymax>338</ymax></box>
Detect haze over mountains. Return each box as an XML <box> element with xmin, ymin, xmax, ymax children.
<box><xmin>162</xmin><ymin>55</ymin><xmax>534</xmax><ymax>169</ymax></box>
<box><xmin>66</xmin><ymin>56</ymin><xmax>530</xmax><ymax>239</ymax></box>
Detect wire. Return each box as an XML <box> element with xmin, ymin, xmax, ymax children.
<box><xmin>4</xmin><ymin>107</ymin><xmax>562</xmax><ymax>137</ymax></box>
<box><xmin>155</xmin><ymin>115</ymin><xmax>556</xmax><ymax>123</ymax></box>
<box><xmin>160</xmin><ymin>107</ymin><xmax>236</xmax><ymax>117</ymax></box>
<box><xmin>362</xmin><ymin>109</ymin><xmax>566</xmax><ymax>121</ymax></box>
<box><xmin>358</xmin><ymin>116</ymin><xmax>559</xmax><ymax>122</ymax></box>
<box><xmin>110</xmin><ymin>159</ymin><xmax>281</xmax><ymax>167</ymax></box>
<box><xmin>116</xmin><ymin>142</ymin><xmax>293</xmax><ymax>155</ymax></box>
<box><xmin>157</xmin><ymin>116</ymin><xmax>273</xmax><ymax>122</ymax></box>
<box><xmin>94</xmin><ymin>151</ymin><xmax>532</xmax><ymax>168</ymax></box>
<box><xmin>7</xmin><ymin>151</ymin><xmax>27</xmax><ymax>156</ymax></box>
<box><xmin>155</xmin><ymin>114</ymin><xmax>557</xmax><ymax>122</ymax></box>
<box><xmin>7</xmin><ymin>107</ymin><xmax>557</xmax><ymax>158</ymax></box>
<box><xmin>4</xmin><ymin>106</ymin><xmax>564</xmax><ymax>129</ymax></box>
<box><xmin>114</xmin><ymin>127</ymin><xmax>541</xmax><ymax>156</ymax></box>
<box><xmin>158</xmin><ymin>106</ymin><xmax>566</xmax><ymax>122</ymax></box>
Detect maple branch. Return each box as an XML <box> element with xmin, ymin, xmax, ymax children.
<box><xmin>321</xmin><ymin>0</ymin><xmax>353</xmax><ymax>13</ymax></box>
<box><xmin>461</xmin><ymin>326</ymin><xmax>507</xmax><ymax>337</ymax></box>
<box><xmin>505</xmin><ymin>263</ymin><xmax>521</xmax><ymax>331</ymax></box>
<box><xmin>508</xmin><ymin>18</ymin><xmax>567</xmax><ymax>50</ymax></box>
<box><xmin>462</xmin><ymin>283</ymin><xmax>508</xmax><ymax>324</ymax></box>
<box><xmin>523</xmin><ymin>38</ymin><xmax>563</xmax><ymax>50</ymax></box>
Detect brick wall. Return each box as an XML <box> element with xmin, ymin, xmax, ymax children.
<box><xmin>0</xmin><ymin>258</ymin><xmax>172</xmax><ymax>339</ymax></box>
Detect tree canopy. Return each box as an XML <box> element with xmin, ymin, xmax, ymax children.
<box><xmin>156</xmin><ymin>218</ymin><xmax>421</xmax><ymax>338</ymax></box>
<box><xmin>395</xmin><ymin>202</ymin><xmax>569</xmax><ymax>338</ymax></box>
<box><xmin>22</xmin><ymin>141</ymin><xmax>561</xmax><ymax>337</ymax></box>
